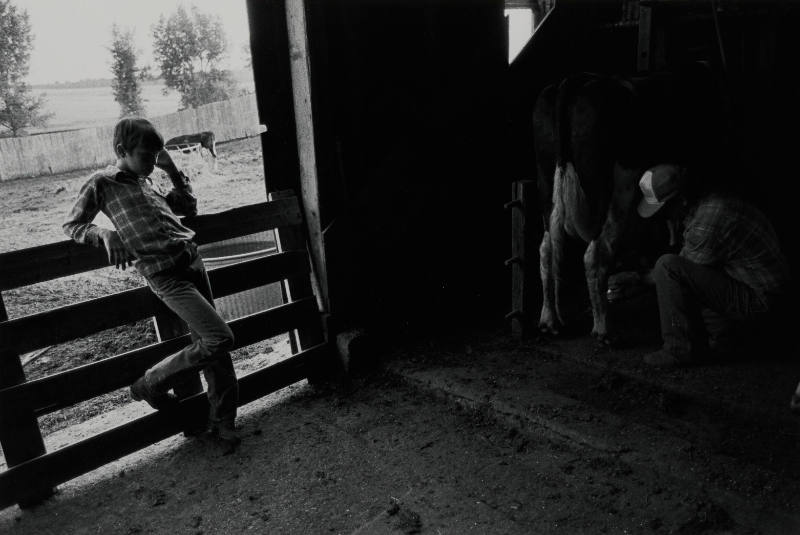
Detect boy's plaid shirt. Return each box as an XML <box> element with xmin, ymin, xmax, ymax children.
<box><xmin>680</xmin><ymin>194</ymin><xmax>791</xmax><ymax>304</ymax></box>
<box><xmin>64</xmin><ymin>165</ymin><xmax>198</xmax><ymax>277</ymax></box>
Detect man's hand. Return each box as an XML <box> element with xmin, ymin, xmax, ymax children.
<box><xmin>101</xmin><ymin>229</ymin><xmax>132</xmax><ymax>270</ymax></box>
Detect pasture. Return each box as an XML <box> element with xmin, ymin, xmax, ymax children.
<box><xmin>30</xmin><ymin>83</ymin><xmax>182</xmax><ymax>133</ymax></box>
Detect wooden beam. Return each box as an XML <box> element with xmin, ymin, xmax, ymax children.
<box><xmin>269</xmin><ymin>192</ymin><xmax>325</xmax><ymax>350</ymax></box>
<box><xmin>0</xmin><ymin>295</ymin><xmax>51</xmax><ymax>506</ymax></box>
<box><xmin>0</xmin><ymin>298</ymin><xmax>321</xmax><ymax>417</ymax></box>
<box><xmin>186</xmin><ymin>198</ymin><xmax>303</xmax><ymax>246</ymax></box>
<box><xmin>0</xmin><ymin>199</ymin><xmax>303</xmax><ymax>291</ymax></box>
<box><xmin>637</xmin><ymin>4</ymin><xmax>653</xmax><ymax>72</ymax></box>
<box><xmin>245</xmin><ymin>0</ymin><xmax>301</xmax><ymax>194</ymax></box>
<box><xmin>0</xmin><ymin>343</ymin><xmax>329</xmax><ymax>509</ymax></box>
<box><xmin>0</xmin><ymin>251</ymin><xmax>310</xmax><ymax>356</ymax></box>
<box><xmin>285</xmin><ymin>0</ymin><xmax>329</xmax><ymax>313</ymax></box>
<box><xmin>507</xmin><ymin>180</ymin><xmax>539</xmax><ymax>339</ymax></box>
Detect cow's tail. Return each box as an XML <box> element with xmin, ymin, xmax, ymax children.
<box><xmin>553</xmin><ymin>74</ymin><xmax>597</xmax><ymax>243</ymax></box>
<box><xmin>554</xmin><ymin>73</ymin><xmax>595</xmax><ymax>170</ymax></box>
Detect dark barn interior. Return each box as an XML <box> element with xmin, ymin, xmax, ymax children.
<box><xmin>250</xmin><ymin>0</ymin><xmax>509</xmax><ymax>341</ymax></box>
<box><xmin>250</xmin><ymin>0</ymin><xmax>800</xmax><ymax>341</ymax></box>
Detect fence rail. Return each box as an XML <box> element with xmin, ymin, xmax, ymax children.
<box><xmin>0</xmin><ymin>93</ymin><xmax>260</xmax><ymax>182</ymax></box>
<box><xmin>0</xmin><ymin>198</ymin><xmax>302</xmax><ymax>291</ymax></box>
<box><xmin>0</xmin><ymin>194</ymin><xmax>328</xmax><ymax>509</ymax></box>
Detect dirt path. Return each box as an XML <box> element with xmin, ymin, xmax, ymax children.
<box><xmin>0</xmin><ymin>375</ymin><xmax>738</xmax><ymax>534</ymax></box>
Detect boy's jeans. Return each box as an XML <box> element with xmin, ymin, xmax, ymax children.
<box><xmin>652</xmin><ymin>253</ymin><xmax>770</xmax><ymax>360</ymax></box>
<box><xmin>144</xmin><ymin>247</ymin><xmax>239</xmax><ymax>430</ymax></box>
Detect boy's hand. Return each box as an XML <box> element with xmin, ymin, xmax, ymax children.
<box><xmin>100</xmin><ymin>229</ymin><xmax>132</xmax><ymax>270</ymax></box>
<box><xmin>155</xmin><ymin>149</ymin><xmax>179</xmax><ymax>176</ymax></box>
<box><xmin>156</xmin><ymin>149</ymin><xmax>190</xmax><ymax>188</ymax></box>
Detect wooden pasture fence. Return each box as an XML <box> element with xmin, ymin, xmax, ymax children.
<box><xmin>0</xmin><ymin>193</ymin><xmax>329</xmax><ymax>509</ymax></box>
<box><xmin>0</xmin><ymin>93</ymin><xmax>260</xmax><ymax>182</ymax></box>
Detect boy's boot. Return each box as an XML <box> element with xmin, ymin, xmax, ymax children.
<box><xmin>210</xmin><ymin>417</ymin><xmax>240</xmax><ymax>454</ymax></box>
<box><xmin>130</xmin><ymin>375</ymin><xmax>179</xmax><ymax>411</ymax></box>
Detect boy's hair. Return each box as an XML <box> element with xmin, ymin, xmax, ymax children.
<box><xmin>113</xmin><ymin>117</ymin><xmax>164</xmax><ymax>155</ymax></box>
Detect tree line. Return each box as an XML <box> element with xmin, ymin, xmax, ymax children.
<box><xmin>1</xmin><ymin>1</ymin><xmax>244</xmax><ymax>137</ymax></box>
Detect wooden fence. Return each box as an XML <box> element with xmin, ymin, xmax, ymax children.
<box><xmin>0</xmin><ymin>194</ymin><xmax>329</xmax><ymax>509</ymax></box>
<box><xmin>0</xmin><ymin>93</ymin><xmax>260</xmax><ymax>182</ymax></box>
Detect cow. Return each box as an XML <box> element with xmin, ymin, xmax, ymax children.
<box><xmin>533</xmin><ymin>63</ymin><xmax>726</xmax><ymax>345</ymax></box>
<box><xmin>164</xmin><ymin>131</ymin><xmax>218</xmax><ymax>160</ymax></box>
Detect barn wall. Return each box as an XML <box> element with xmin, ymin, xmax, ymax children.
<box><xmin>508</xmin><ymin>1</ymin><xmax>800</xmax><ymax>280</ymax></box>
<box><xmin>640</xmin><ymin>4</ymin><xmax>800</xmax><ymax>280</ymax></box>
<box><xmin>245</xmin><ymin>1</ymin><xmax>799</xmax><ymax>339</ymax></box>
<box><xmin>301</xmin><ymin>0</ymin><xmax>509</xmax><ymax>336</ymax></box>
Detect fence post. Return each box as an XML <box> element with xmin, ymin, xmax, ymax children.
<box><xmin>505</xmin><ymin>180</ymin><xmax>541</xmax><ymax>340</ymax></box>
<box><xmin>268</xmin><ymin>191</ymin><xmax>326</xmax><ymax>382</ymax></box>
<box><xmin>0</xmin><ymin>294</ymin><xmax>54</xmax><ymax>507</ymax></box>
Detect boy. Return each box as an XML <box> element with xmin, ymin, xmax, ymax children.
<box><xmin>63</xmin><ymin>118</ymin><xmax>239</xmax><ymax>449</ymax></box>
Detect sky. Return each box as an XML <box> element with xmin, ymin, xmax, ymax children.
<box><xmin>20</xmin><ymin>0</ymin><xmax>252</xmax><ymax>85</ymax></box>
<box><xmin>506</xmin><ymin>9</ymin><xmax>534</xmax><ymax>63</ymax></box>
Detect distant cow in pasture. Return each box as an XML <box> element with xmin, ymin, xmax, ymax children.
<box><xmin>165</xmin><ymin>131</ymin><xmax>218</xmax><ymax>160</ymax></box>
<box><xmin>533</xmin><ymin>63</ymin><xmax>726</xmax><ymax>344</ymax></box>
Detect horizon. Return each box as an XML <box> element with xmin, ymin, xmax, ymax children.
<box><xmin>29</xmin><ymin>67</ymin><xmax>254</xmax><ymax>89</ymax></box>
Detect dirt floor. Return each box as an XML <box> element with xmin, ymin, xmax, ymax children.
<box><xmin>2</xmin><ymin>323</ymin><xmax>800</xmax><ymax>534</ymax></box>
<box><xmin>3</xmin><ymin>138</ymin><xmax>800</xmax><ymax>533</ymax></box>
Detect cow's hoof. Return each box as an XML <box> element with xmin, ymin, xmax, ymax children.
<box><xmin>791</xmin><ymin>394</ymin><xmax>800</xmax><ymax>413</ymax></box>
<box><xmin>539</xmin><ymin>324</ymin><xmax>560</xmax><ymax>337</ymax></box>
<box><xmin>592</xmin><ymin>332</ymin><xmax>620</xmax><ymax>348</ymax></box>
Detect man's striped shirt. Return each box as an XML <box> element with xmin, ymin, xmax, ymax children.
<box><xmin>680</xmin><ymin>194</ymin><xmax>790</xmax><ymax>305</ymax></box>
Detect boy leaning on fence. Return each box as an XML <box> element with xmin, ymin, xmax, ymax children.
<box><xmin>63</xmin><ymin>117</ymin><xmax>240</xmax><ymax>452</ymax></box>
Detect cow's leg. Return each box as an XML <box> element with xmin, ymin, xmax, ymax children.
<box><xmin>584</xmin><ymin>239</ymin><xmax>612</xmax><ymax>343</ymax></box>
<box><xmin>539</xmin><ymin>168</ymin><xmax>566</xmax><ymax>335</ymax></box>
<box><xmin>583</xmin><ymin>163</ymin><xmax>639</xmax><ymax>344</ymax></box>
<box><xmin>539</xmin><ymin>165</ymin><xmax>571</xmax><ymax>334</ymax></box>
<box><xmin>538</xmin><ymin>229</ymin><xmax>559</xmax><ymax>334</ymax></box>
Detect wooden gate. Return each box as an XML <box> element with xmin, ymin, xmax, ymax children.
<box><xmin>0</xmin><ymin>193</ymin><xmax>329</xmax><ymax>508</ymax></box>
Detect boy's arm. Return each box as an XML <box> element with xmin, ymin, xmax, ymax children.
<box><xmin>156</xmin><ymin>150</ymin><xmax>198</xmax><ymax>217</ymax></box>
<box><xmin>63</xmin><ymin>178</ymin><xmax>132</xmax><ymax>269</ymax></box>
<box><xmin>63</xmin><ymin>179</ymin><xmax>105</xmax><ymax>247</ymax></box>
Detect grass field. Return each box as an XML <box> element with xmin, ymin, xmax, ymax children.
<box><xmin>30</xmin><ymin>83</ymin><xmax>182</xmax><ymax>133</ymax></box>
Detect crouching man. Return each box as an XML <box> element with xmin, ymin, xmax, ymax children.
<box><xmin>636</xmin><ymin>164</ymin><xmax>791</xmax><ymax>368</ymax></box>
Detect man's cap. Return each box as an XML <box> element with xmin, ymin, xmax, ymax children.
<box><xmin>637</xmin><ymin>164</ymin><xmax>683</xmax><ymax>218</ymax></box>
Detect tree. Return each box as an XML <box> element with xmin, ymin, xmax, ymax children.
<box><xmin>109</xmin><ymin>24</ymin><xmax>145</xmax><ymax>117</ymax></box>
<box><xmin>152</xmin><ymin>5</ymin><xmax>238</xmax><ymax>109</ymax></box>
<box><xmin>0</xmin><ymin>0</ymin><xmax>51</xmax><ymax>136</ymax></box>
<box><xmin>0</xmin><ymin>84</ymin><xmax>51</xmax><ymax>136</ymax></box>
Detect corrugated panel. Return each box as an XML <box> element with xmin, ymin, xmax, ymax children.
<box><xmin>200</xmin><ymin>232</ymin><xmax>283</xmax><ymax>321</ymax></box>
